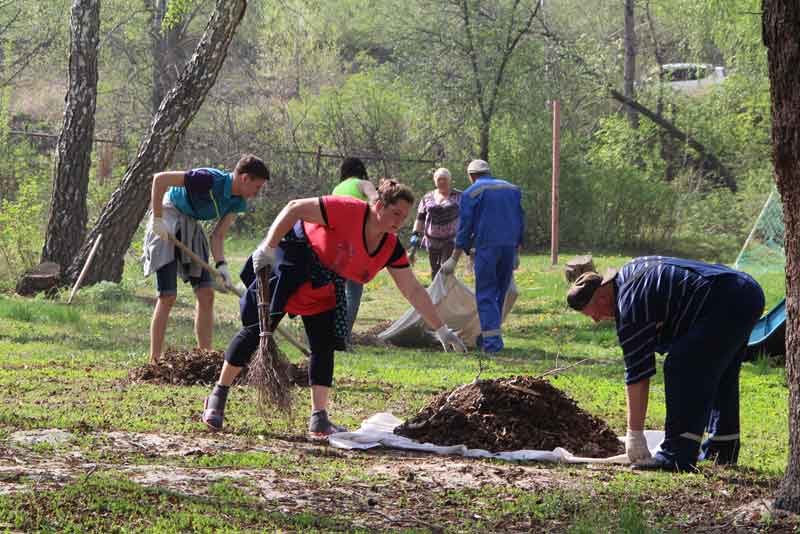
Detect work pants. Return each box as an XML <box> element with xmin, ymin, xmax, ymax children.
<box><xmin>473</xmin><ymin>245</ymin><xmax>515</xmax><ymax>352</ymax></box>
<box><xmin>658</xmin><ymin>273</ymin><xmax>764</xmax><ymax>470</ymax></box>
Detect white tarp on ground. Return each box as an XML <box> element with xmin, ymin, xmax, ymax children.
<box><xmin>377</xmin><ymin>272</ymin><xmax>519</xmax><ymax>348</ymax></box>
<box><xmin>329</xmin><ymin>413</ymin><xmax>665</xmax><ymax>464</ymax></box>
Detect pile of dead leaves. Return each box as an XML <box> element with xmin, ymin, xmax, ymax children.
<box><xmin>128</xmin><ymin>348</ymin><xmax>309</xmax><ymax>388</ymax></box>
<box><xmin>394</xmin><ymin>375</ymin><xmax>623</xmax><ymax>457</ymax></box>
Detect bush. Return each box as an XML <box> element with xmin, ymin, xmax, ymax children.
<box><xmin>0</xmin><ymin>166</ymin><xmax>48</xmax><ymax>290</ymax></box>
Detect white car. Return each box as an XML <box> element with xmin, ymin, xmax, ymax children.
<box><xmin>658</xmin><ymin>63</ymin><xmax>726</xmax><ymax>96</ymax></box>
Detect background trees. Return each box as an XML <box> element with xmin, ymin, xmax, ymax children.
<box><xmin>0</xmin><ymin>0</ymin><xmax>780</xmax><ymax>282</ymax></box>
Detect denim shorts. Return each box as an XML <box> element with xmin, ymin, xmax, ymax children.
<box><xmin>155</xmin><ymin>257</ymin><xmax>214</xmax><ymax>295</ymax></box>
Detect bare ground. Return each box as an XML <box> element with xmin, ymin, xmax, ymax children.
<box><xmin>1</xmin><ymin>428</ymin><xmax>798</xmax><ymax>532</ymax></box>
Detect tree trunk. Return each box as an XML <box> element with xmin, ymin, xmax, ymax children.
<box><xmin>623</xmin><ymin>0</ymin><xmax>638</xmax><ymax>129</ymax></box>
<box><xmin>64</xmin><ymin>0</ymin><xmax>248</xmax><ymax>284</ymax></box>
<box><xmin>150</xmin><ymin>0</ymin><xmax>189</xmax><ymax>115</ymax></box>
<box><xmin>40</xmin><ymin>0</ymin><xmax>100</xmax><ymax>271</ymax></box>
<box><xmin>763</xmin><ymin>0</ymin><xmax>800</xmax><ymax>513</ymax></box>
<box><xmin>479</xmin><ymin>121</ymin><xmax>490</xmax><ymax>161</ymax></box>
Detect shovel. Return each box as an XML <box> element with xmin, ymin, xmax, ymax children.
<box><xmin>166</xmin><ymin>233</ymin><xmax>310</xmax><ymax>356</ymax></box>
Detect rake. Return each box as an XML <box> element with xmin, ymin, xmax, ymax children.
<box><xmin>247</xmin><ymin>266</ymin><xmax>294</xmax><ymax>414</ymax></box>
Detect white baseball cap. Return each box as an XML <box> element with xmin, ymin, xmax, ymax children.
<box><xmin>467</xmin><ymin>159</ymin><xmax>490</xmax><ymax>174</ymax></box>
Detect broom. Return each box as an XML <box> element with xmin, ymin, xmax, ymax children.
<box><xmin>247</xmin><ymin>266</ymin><xmax>294</xmax><ymax>414</ymax></box>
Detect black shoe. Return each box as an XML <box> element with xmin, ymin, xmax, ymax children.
<box><xmin>308</xmin><ymin>410</ymin><xmax>347</xmax><ymax>441</ymax></box>
<box><xmin>631</xmin><ymin>456</ymin><xmax>681</xmax><ymax>472</ymax></box>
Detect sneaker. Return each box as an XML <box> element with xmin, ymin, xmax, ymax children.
<box><xmin>202</xmin><ymin>394</ymin><xmax>226</xmax><ymax>431</ymax></box>
<box><xmin>308</xmin><ymin>410</ymin><xmax>347</xmax><ymax>441</ymax></box>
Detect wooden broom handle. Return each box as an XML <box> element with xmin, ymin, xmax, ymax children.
<box><xmin>256</xmin><ymin>266</ymin><xmax>272</xmax><ymax>338</ymax></box>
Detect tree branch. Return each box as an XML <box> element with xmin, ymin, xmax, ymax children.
<box><xmin>609</xmin><ymin>89</ymin><xmax>737</xmax><ymax>192</ymax></box>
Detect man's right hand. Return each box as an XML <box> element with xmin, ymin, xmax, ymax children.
<box><xmin>440</xmin><ymin>255</ymin><xmax>459</xmax><ymax>276</ymax></box>
<box><xmin>150</xmin><ymin>216</ymin><xmax>170</xmax><ymax>240</ymax></box>
<box><xmin>252</xmin><ymin>243</ymin><xmax>277</xmax><ymax>273</ymax></box>
<box><xmin>625</xmin><ymin>430</ymin><xmax>651</xmax><ymax>462</ymax></box>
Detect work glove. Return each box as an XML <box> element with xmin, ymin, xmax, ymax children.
<box><xmin>216</xmin><ymin>262</ymin><xmax>233</xmax><ymax>288</ymax></box>
<box><xmin>625</xmin><ymin>430</ymin><xmax>652</xmax><ymax>463</ymax></box>
<box><xmin>150</xmin><ymin>216</ymin><xmax>170</xmax><ymax>240</ymax></box>
<box><xmin>409</xmin><ymin>233</ymin><xmax>421</xmax><ymax>249</ymax></box>
<box><xmin>435</xmin><ymin>325</ymin><xmax>467</xmax><ymax>353</ymax></box>
<box><xmin>252</xmin><ymin>243</ymin><xmax>277</xmax><ymax>274</ymax></box>
<box><xmin>440</xmin><ymin>255</ymin><xmax>459</xmax><ymax>276</ymax></box>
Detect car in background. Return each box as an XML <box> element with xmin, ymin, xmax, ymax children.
<box><xmin>658</xmin><ymin>63</ymin><xmax>726</xmax><ymax>96</ymax></box>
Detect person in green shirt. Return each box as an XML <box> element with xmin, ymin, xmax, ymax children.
<box><xmin>331</xmin><ymin>157</ymin><xmax>377</xmax><ymax>348</ymax></box>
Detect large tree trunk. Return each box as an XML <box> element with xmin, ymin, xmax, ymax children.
<box><xmin>40</xmin><ymin>0</ymin><xmax>100</xmax><ymax>270</ymax></box>
<box><xmin>623</xmin><ymin>0</ymin><xmax>638</xmax><ymax>129</ymax></box>
<box><xmin>64</xmin><ymin>0</ymin><xmax>247</xmax><ymax>284</ymax></box>
<box><xmin>763</xmin><ymin>0</ymin><xmax>800</xmax><ymax>513</ymax></box>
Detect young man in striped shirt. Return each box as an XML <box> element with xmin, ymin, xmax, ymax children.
<box><xmin>567</xmin><ymin>256</ymin><xmax>764</xmax><ymax>471</ymax></box>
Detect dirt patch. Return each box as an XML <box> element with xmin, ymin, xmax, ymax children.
<box><xmin>127</xmin><ymin>349</ymin><xmax>232</xmax><ymax>386</ymax></box>
<box><xmin>394</xmin><ymin>375</ymin><xmax>623</xmax><ymax>457</ymax></box>
<box><xmin>127</xmin><ymin>348</ymin><xmax>310</xmax><ymax>388</ymax></box>
<box><xmin>351</xmin><ymin>320</ymin><xmax>394</xmax><ymax>347</ymax></box>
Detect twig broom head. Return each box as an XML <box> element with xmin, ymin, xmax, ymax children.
<box><xmin>247</xmin><ymin>267</ymin><xmax>295</xmax><ymax>415</ymax></box>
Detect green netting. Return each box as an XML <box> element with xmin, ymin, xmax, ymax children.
<box><xmin>735</xmin><ymin>190</ymin><xmax>785</xmax><ymax>275</ymax></box>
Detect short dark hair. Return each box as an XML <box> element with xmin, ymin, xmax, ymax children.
<box><xmin>340</xmin><ymin>157</ymin><xmax>368</xmax><ymax>181</ymax></box>
<box><xmin>377</xmin><ymin>178</ymin><xmax>415</xmax><ymax>206</ymax></box>
<box><xmin>235</xmin><ymin>154</ymin><xmax>269</xmax><ymax>181</ymax></box>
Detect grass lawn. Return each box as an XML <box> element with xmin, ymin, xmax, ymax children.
<box><xmin>0</xmin><ymin>241</ymin><xmax>794</xmax><ymax>533</ymax></box>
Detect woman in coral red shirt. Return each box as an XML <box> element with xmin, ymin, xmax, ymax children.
<box><xmin>203</xmin><ymin>180</ymin><xmax>466</xmax><ymax>439</ymax></box>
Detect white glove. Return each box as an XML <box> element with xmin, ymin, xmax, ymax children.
<box><xmin>150</xmin><ymin>216</ymin><xmax>170</xmax><ymax>240</ymax></box>
<box><xmin>252</xmin><ymin>243</ymin><xmax>277</xmax><ymax>273</ymax></box>
<box><xmin>217</xmin><ymin>262</ymin><xmax>233</xmax><ymax>287</ymax></box>
<box><xmin>440</xmin><ymin>256</ymin><xmax>458</xmax><ymax>276</ymax></box>
<box><xmin>435</xmin><ymin>325</ymin><xmax>467</xmax><ymax>352</ymax></box>
<box><xmin>625</xmin><ymin>430</ymin><xmax>652</xmax><ymax>463</ymax></box>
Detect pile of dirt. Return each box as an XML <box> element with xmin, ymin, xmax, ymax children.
<box><xmin>351</xmin><ymin>320</ymin><xmax>394</xmax><ymax>347</ymax></box>
<box><xmin>394</xmin><ymin>375</ymin><xmax>623</xmax><ymax>457</ymax></box>
<box><xmin>128</xmin><ymin>349</ymin><xmax>309</xmax><ymax>387</ymax></box>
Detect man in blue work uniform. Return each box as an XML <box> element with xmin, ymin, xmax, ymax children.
<box><xmin>439</xmin><ymin>159</ymin><xmax>524</xmax><ymax>352</ymax></box>
<box><xmin>567</xmin><ymin>256</ymin><xmax>764</xmax><ymax>471</ymax></box>
<box><xmin>143</xmin><ymin>154</ymin><xmax>270</xmax><ymax>364</ymax></box>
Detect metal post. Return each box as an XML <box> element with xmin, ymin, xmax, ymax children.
<box><xmin>551</xmin><ymin>100</ymin><xmax>561</xmax><ymax>265</ymax></box>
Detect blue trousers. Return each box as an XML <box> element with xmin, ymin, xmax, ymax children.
<box><xmin>657</xmin><ymin>273</ymin><xmax>764</xmax><ymax>469</ymax></box>
<box><xmin>473</xmin><ymin>246</ymin><xmax>515</xmax><ymax>352</ymax></box>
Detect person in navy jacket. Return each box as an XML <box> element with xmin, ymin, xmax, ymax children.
<box><xmin>567</xmin><ymin>256</ymin><xmax>764</xmax><ymax>471</ymax></box>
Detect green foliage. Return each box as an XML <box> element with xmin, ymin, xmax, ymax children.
<box><xmin>0</xmin><ymin>152</ymin><xmax>48</xmax><ymax>285</ymax></box>
<box><xmin>162</xmin><ymin>0</ymin><xmax>200</xmax><ymax>31</ymax></box>
<box><xmin>0</xmin><ymin>297</ymin><xmax>81</xmax><ymax>324</ymax></box>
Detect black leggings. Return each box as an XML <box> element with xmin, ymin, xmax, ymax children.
<box><xmin>224</xmin><ymin>309</ymin><xmax>337</xmax><ymax>387</ymax></box>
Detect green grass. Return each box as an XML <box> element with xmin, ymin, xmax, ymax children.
<box><xmin>0</xmin><ymin>241</ymin><xmax>793</xmax><ymax>532</ymax></box>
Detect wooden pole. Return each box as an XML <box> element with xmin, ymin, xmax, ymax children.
<box><xmin>67</xmin><ymin>233</ymin><xmax>102</xmax><ymax>304</ymax></box>
<box><xmin>551</xmin><ymin>100</ymin><xmax>561</xmax><ymax>265</ymax></box>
